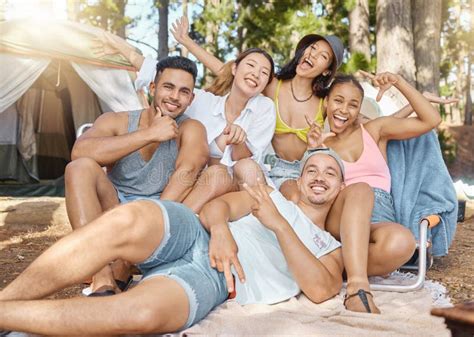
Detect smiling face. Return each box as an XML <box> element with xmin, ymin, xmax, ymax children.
<box><xmin>150</xmin><ymin>68</ymin><xmax>195</xmax><ymax>118</ymax></box>
<box><xmin>298</xmin><ymin>153</ymin><xmax>344</xmax><ymax>206</ymax></box>
<box><xmin>296</xmin><ymin>39</ymin><xmax>334</xmax><ymax>79</ymax></box>
<box><xmin>231</xmin><ymin>52</ymin><xmax>272</xmax><ymax>97</ymax></box>
<box><xmin>325</xmin><ymin>82</ymin><xmax>363</xmax><ymax>133</ymax></box>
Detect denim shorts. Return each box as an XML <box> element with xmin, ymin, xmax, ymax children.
<box><xmin>371</xmin><ymin>188</ymin><xmax>397</xmax><ymax>224</ymax></box>
<box><xmin>135</xmin><ymin>200</ymin><xmax>228</xmax><ymax>329</ymax></box>
<box><xmin>265</xmin><ymin>154</ymin><xmax>300</xmax><ymax>190</ymax></box>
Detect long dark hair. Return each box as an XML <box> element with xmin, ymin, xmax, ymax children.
<box><xmin>277</xmin><ymin>38</ymin><xmax>335</xmax><ymax>98</ymax></box>
<box><xmin>205</xmin><ymin>48</ymin><xmax>275</xmax><ymax>96</ymax></box>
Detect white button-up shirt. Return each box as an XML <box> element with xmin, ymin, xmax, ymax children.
<box><xmin>186</xmin><ymin>89</ymin><xmax>275</xmax><ymax>167</ymax></box>
<box><xmin>135</xmin><ymin>56</ymin><xmax>276</xmax><ymax>167</ymax></box>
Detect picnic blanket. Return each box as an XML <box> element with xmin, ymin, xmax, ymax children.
<box><xmin>5</xmin><ymin>277</ymin><xmax>451</xmax><ymax>337</ymax></box>
<box><xmin>387</xmin><ymin>131</ymin><xmax>458</xmax><ymax>256</ymax></box>
<box><xmin>171</xmin><ymin>284</ymin><xmax>449</xmax><ymax>337</ymax></box>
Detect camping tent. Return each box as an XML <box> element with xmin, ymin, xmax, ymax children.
<box><xmin>0</xmin><ymin>19</ymin><xmax>146</xmax><ymax>195</ymax></box>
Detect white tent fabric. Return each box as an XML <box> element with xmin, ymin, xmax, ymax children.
<box><xmin>0</xmin><ymin>54</ymin><xmax>50</xmax><ymax>113</ymax></box>
<box><xmin>71</xmin><ymin>62</ymin><xmax>143</xmax><ymax>113</ymax></box>
<box><xmin>61</xmin><ymin>65</ymin><xmax>103</xmax><ymax>132</ymax></box>
<box><xmin>17</xmin><ymin>89</ymin><xmax>41</xmax><ymax>161</ymax></box>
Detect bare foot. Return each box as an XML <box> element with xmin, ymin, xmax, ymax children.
<box><xmin>344</xmin><ymin>288</ymin><xmax>381</xmax><ymax>314</ymax></box>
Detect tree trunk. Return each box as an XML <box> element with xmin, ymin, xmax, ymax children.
<box><xmin>455</xmin><ymin>48</ymin><xmax>467</xmax><ymax>123</ymax></box>
<box><xmin>376</xmin><ymin>0</ymin><xmax>416</xmax><ymax>85</ymax></box>
<box><xmin>349</xmin><ymin>0</ymin><xmax>370</xmax><ymax>62</ymax></box>
<box><xmin>465</xmin><ymin>57</ymin><xmax>472</xmax><ymax>126</ymax></box>
<box><xmin>157</xmin><ymin>0</ymin><xmax>169</xmax><ymax>60</ymax></box>
<box><xmin>116</xmin><ymin>0</ymin><xmax>127</xmax><ymax>38</ymax></box>
<box><xmin>413</xmin><ymin>0</ymin><xmax>441</xmax><ymax>94</ymax></box>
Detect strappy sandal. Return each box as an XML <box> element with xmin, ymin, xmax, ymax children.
<box><xmin>344</xmin><ymin>289</ymin><xmax>374</xmax><ymax>313</ymax></box>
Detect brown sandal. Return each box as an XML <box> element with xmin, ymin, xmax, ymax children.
<box><xmin>344</xmin><ymin>289</ymin><xmax>374</xmax><ymax>313</ymax></box>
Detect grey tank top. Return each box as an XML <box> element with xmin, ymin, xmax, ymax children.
<box><xmin>108</xmin><ymin>110</ymin><xmax>188</xmax><ymax>198</ymax></box>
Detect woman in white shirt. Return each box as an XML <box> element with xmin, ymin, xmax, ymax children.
<box><xmin>95</xmin><ymin>36</ymin><xmax>276</xmax><ymax>212</ymax></box>
<box><xmin>182</xmin><ymin>48</ymin><xmax>276</xmax><ymax>211</ymax></box>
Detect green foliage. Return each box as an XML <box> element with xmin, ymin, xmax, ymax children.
<box><xmin>191</xmin><ymin>0</ymin><xmax>354</xmax><ymax>70</ymax></box>
<box><xmin>341</xmin><ymin>52</ymin><xmax>370</xmax><ymax>74</ymax></box>
<box><xmin>78</xmin><ymin>0</ymin><xmax>132</xmax><ymax>35</ymax></box>
<box><xmin>438</xmin><ymin>128</ymin><xmax>457</xmax><ymax>164</ymax></box>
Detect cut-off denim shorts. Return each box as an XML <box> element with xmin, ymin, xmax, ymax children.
<box><xmin>371</xmin><ymin>188</ymin><xmax>397</xmax><ymax>224</ymax></box>
<box><xmin>265</xmin><ymin>154</ymin><xmax>300</xmax><ymax>190</ymax></box>
<box><xmin>135</xmin><ymin>200</ymin><xmax>228</xmax><ymax>329</ymax></box>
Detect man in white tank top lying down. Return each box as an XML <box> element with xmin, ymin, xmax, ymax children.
<box><xmin>0</xmin><ymin>148</ymin><xmax>345</xmax><ymax>336</ymax></box>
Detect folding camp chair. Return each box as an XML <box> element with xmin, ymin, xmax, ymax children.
<box><xmin>76</xmin><ymin>123</ymin><xmax>93</xmax><ymax>137</ymax></box>
<box><xmin>369</xmin><ymin>215</ymin><xmax>441</xmax><ymax>292</ymax></box>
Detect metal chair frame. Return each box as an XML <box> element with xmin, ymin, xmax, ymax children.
<box><xmin>370</xmin><ymin>215</ymin><xmax>440</xmax><ymax>292</ymax></box>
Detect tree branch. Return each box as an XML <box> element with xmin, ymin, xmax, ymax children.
<box><xmin>126</xmin><ymin>37</ymin><xmax>158</xmax><ymax>53</ymax></box>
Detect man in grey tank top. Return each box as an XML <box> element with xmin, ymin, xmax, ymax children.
<box><xmin>64</xmin><ymin>56</ymin><xmax>209</xmax><ymax>296</ymax></box>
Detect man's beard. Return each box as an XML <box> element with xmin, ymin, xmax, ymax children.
<box><xmin>307</xmin><ymin>195</ymin><xmax>328</xmax><ymax>205</ymax></box>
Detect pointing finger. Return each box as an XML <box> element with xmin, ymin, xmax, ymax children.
<box><xmin>232</xmin><ymin>257</ymin><xmax>246</xmax><ymax>283</ymax></box>
<box><xmin>304</xmin><ymin>114</ymin><xmax>314</xmax><ymax>127</ymax></box>
<box><xmin>223</xmin><ymin>262</ymin><xmax>234</xmax><ymax>293</ymax></box>
<box><xmin>376</xmin><ymin>87</ymin><xmax>387</xmax><ymax>102</ymax></box>
<box><xmin>242</xmin><ymin>183</ymin><xmax>261</xmax><ymax>201</ymax></box>
<box><xmin>359</xmin><ymin>70</ymin><xmax>375</xmax><ymax>80</ymax></box>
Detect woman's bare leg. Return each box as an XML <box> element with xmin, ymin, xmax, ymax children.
<box><xmin>183</xmin><ymin>164</ymin><xmax>236</xmax><ymax>213</ymax></box>
<box><xmin>325</xmin><ymin>183</ymin><xmax>380</xmax><ymax>313</ymax></box>
<box><xmin>367</xmin><ymin>222</ymin><xmax>416</xmax><ymax>276</ymax></box>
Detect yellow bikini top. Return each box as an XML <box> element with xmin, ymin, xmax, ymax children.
<box><xmin>274</xmin><ymin>80</ymin><xmax>324</xmax><ymax>143</ymax></box>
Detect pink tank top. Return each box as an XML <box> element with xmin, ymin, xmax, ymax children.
<box><xmin>341</xmin><ymin>125</ymin><xmax>391</xmax><ymax>192</ymax></box>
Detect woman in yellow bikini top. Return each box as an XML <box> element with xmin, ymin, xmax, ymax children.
<box><xmin>273</xmin><ymin>79</ymin><xmax>325</xmax><ymax>143</ymax></box>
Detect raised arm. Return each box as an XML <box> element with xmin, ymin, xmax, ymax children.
<box><xmin>392</xmin><ymin>92</ymin><xmax>459</xmax><ymax>119</ymax></box>
<box><xmin>242</xmin><ymin>182</ymin><xmax>343</xmax><ymax>303</ymax></box>
<box><xmin>160</xmin><ymin>119</ymin><xmax>209</xmax><ymax>202</ymax></box>
<box><xmin>361</xmin><ymin>71</ymin><xmax>442</xmax><ymax>140</ymax></box>
<box><xmin>94</xmin><ymin>31</ymin><xmax>146</xmax><ymax>70</ymax></box>
<box><xmin>171</xmin><ymin>16</ymin><xmax>225</xmax><ymax>75</ymax></box>
<box><xmin>72</xmin><ymin>111</ymin><xmax>179</xmax><ymax>166</ymax></box>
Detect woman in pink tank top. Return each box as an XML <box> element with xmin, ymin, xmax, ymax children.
<box><xmin>313</xmin><ymin>72</ymin><xmax>441</xmax><ymax>314</ymax></box>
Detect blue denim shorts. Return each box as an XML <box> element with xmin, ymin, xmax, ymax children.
<box><xmin>265</xmin><ymin>154</ymin><xmax>300</xmax><ymax>190</ymax></box>
<box><xmin>135</xmin><ymin>200</ymin><xmax>228</xmax><ymax>329</ymax></box>
<box><xmin>371</xmin><ymin>188</ymin><xmax>397</xmax><ymax>224</ymax></box>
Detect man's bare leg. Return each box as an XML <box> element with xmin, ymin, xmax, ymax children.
<box><xmin>0</xmin><ymin>277</ymin><xmax>189</xmax><ymax>335</ymax></box>
<box><xmin>65</xmin><ymin>157</ymin><xmax>119</xmax><ymax>230</ymax></box>
<box><xmin>65</xmin><ymin>157</ymin><xmax>129</xmax><ymax>292</ymax></box>
<box><xmin>0</xmin><ymin>200</ymin><xmax>164</xmax><ymax>302</ymax></box>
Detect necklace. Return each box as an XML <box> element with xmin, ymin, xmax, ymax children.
<box><xmin>290</xmin><ymin>80</ymin><xmax>313</xmax><ymax>103</ymax></box>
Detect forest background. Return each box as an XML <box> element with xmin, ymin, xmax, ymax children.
<box><xmin>1</xmin><ymin>0</ymin><xmax>473</xmax><ymax>171</ymax></box>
